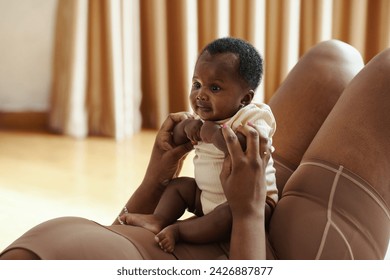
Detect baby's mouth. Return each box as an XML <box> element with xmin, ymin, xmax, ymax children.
<box><xmin>197</xmin><ymin>106</ymin><xmax>212</xmax><ymax>115</ymax></box>
<box><xmin>197</xmin><ymin>106</ymin><xmax>212</xmax><ymax>113</ymax></box>
<box><xmin>196</xmin><ymin>101</ymin><xmax>212</xmax><ymax>112</ymax></box>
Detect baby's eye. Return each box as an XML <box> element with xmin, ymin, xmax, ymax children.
<box><xmin>210</xmin><ymin>85</ymin><xmax>221</xmax><ymax>92</ymax></box>
<box><xmin>192</xmin><ymin>81</ymin><xmax>201</xmax><ymax>90</ymax></box>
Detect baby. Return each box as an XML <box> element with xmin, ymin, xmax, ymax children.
<box><xmin>121</xmin><ymin>37</ymin><xmax>278</xmax><ymax>253</ymax></box>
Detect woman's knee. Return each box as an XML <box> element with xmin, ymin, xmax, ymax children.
<box><xmin>269</xmin><ymin>40</ymin><xmax>363</xmax><ymax>172</ymax></box>
<box><xmin>306</xmin><ymin>40</ymin><xmax>363</xmax><ymax>71</ymax></box>
<box><xmin>366</xmin><ymin>46</ymin><xmax>390</xmax><ymax>71</ymax></box>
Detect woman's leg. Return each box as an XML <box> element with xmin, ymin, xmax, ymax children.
<box><xmin>268</xmin><ymin>40</ymin><xmax>364</xmax><ymax>194</ymax></box>
<box><xmin>0</xmin><ymin>248</ymin><xmax>40</xmax><ymax>260</ymax></box>
<box><xmin>0</xmin><ymin>217</ymin><xmax>148</xmax><ymax>260</ymax></box>
<box><xmin>269</xmin><ymin>47</ymin><xmax>390</xmax><ymax>259</ymax></box>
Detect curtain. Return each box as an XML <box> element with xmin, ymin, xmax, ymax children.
<box><xmin>50</xmin><ymin>0</ymin><xmax>141</xmax><ymax>140</ymax></box>
<box><xmin>50</xmin><ymin>0</ymin><xmax>390</xmax><ymax>137</ymax></box>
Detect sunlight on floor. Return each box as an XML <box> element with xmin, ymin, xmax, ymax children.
<box><xmin>0</xmin><ymin>130</ymin><xmax>194</xmax><ymax>252</ymax></box>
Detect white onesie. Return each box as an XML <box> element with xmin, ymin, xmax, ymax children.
<box><xmin>193</xmin><ymin>103</ymin><xmax>278</xmax><ymax>215</ymax></box>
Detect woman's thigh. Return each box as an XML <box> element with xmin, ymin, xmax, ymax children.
<box><xmin>268</xmin><ymin>40</ymin><xmax>364</xmax><ymax>193</ymax></box>
<box><xmin>0</xmin><ymin>216</ymin><xmax>229</xmax><ymax>260</ymax></box>
<box><xmin>0</xmin><ymin>217</ymin><xmax>147</xmax><ymax>260</ymax></box>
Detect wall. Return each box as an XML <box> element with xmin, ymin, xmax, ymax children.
<box><xmin>0</xmin><ymin>0</ymin><xmax>58</xmax><ymax>112</ymax></box>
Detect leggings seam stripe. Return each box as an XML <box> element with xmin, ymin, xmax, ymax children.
<box><xmin>301</xmin><ymin>161</ymin><xmax>390</xmax><ymax>220</ymax></box>
<box><xmin>315</xmin><ymin>165</ymin><xmax>344</xmax><ymax>259</ymax></box>
<box><xmin>330</xmin><ymin>220</ymin><xmax>354</xmax><ymax>259</ymax></box>
<box><xmin>274</xmin><ymin>159</ymin><xmax>295</xmax><ymax>173</ymax></box>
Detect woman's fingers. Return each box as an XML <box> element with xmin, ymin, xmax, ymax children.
<box><xmin>221</xmin><ymin>123</ymin><xmax>272</xmax><ymax>185</ymax></box>
<box><xmin>245</xmin><ymin>122</ymin><xmax>272</xmax><ymax>159</ymax></box>
<box><xmin>235</xmin><ymin>124</ymin><xmax>260</xmax><ymax>160</ymax></box>
<box><xmin>223</xmin><ymin>123</ymin><xmax>271</xmax><ymax>160</ymax></box>
<box><xmin>220</xmin><ymin>153</ymin><xmax>232</xmax><ymax>182</ymax></box>
<box><xmin>168</xmin><ymin>111</ymin><xmax>193</xmax><ymax>124</ymax></box>
<box><xmin>160</xmin><ymin>112</ymin><xmax>193</xmax><ymax>137</ymax></box>
<box><xmin>221</xmin><ymin>125</ymin><xmax>244</xmax><ymax>165</ymax></box>
<box><xmin>158</xmin><ymin>112</ymin><xmax>194</xmax><ymax>151</ymax></box>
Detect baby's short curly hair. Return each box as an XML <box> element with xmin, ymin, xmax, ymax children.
<box><xmin>200</xmin><ymin>37</ymin><xmax>263</xmax><ymax>90</ymax></box>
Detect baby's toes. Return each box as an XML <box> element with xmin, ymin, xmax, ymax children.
<box><xmin>155</xmin><ymin>233</ymin><xmax>175</xmax><ymax>253</ymax></box>
<box><xmin>161</xmin><ymin>239</ymin><xmax>175</xmax><ymax>253</ymax></box>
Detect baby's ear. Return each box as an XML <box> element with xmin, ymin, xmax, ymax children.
<box><xmin>241</xmin><ymin>90</ymin><xmax>254</xmax><ymax>106</ymax></box>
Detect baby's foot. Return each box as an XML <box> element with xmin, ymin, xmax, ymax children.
<box><xmin>121</xmin><ymin>213</ymin><xmax>166</xmax><ymax>234</ymax></box>
<box><xmin>155</xmin><ymin>224</ymin><xmax>180</xmax><ymax>253</ymax></box>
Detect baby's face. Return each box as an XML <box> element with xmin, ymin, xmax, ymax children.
<box><xmin>190</xmin><ymin>51</ymin><xmax>250</xmax><ymax>121</ymax></box>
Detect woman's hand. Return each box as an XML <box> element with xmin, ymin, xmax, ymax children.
<box><xmin>148</xmin><ymin>112</ymin><xmax>195</xmax><ymax>185</ymax></box>
<box><xmin>219</xmin><ymin>123</ymin><xmax>271</xmax><ymax>259</ymax></box>
<box><xmin>124</xmin><ymin>112</ymin><xmax>195</xmax><ymax>215</ymax></box>
<box><xmin>220</xmin><ymin>124</ymin><xmax>271</xmax><ymax>217</ymax></box>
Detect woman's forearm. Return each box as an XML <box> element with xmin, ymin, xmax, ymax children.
<box><xmin>124</xmin><ymin>181</ymin><xmax>165</xmax><ymax>214</ymax></box>
<box><xmin>113</xmin><ymin>112</ymin><xmax>194</xmax><ymax>224</ymax></box>
<box><xmin>124</xmin><ymin>143</ymin><xmax>181</xmax><ymax>214</ymax></box>
<box><xmin>111</xmin><ymin>148</ymin><xmax>169</xmax><ymax>225</ymax></box>
<box><xmin>229</xmin><ymin>212</ymin><xmax>266</xmax><ymax>260</ymax></box>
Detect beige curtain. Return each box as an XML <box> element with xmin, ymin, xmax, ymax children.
<box><xmin>50</xmin><ymin>0</ymin><xmax>141</xmax><ymax>140</ymax></box>
<box><xmin>50</xmin><ymin>0</ymin><xmax>390</xmax><ymax>136</ymax></box>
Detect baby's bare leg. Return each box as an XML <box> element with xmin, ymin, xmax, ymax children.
<box><xmin>122</xmin><ymin>177</ymin><xmax>198</xmax><ymax>234</ymax></box>
<box><xmin>156</xmin><ymin>202</ymin><xmax>232</xmax><ymax>253</ymax></box>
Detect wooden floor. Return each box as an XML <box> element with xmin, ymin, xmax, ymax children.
<box><xmin>0</xmin><ymin>130</ymin><xmax>388</xmax><ymax>259</ymax></box>
<box><xmin>0</xmin><ymin>130</ymin><xmax>194</xmax><ymax>252</ymax></box>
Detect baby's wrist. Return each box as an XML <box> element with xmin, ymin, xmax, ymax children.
<box><xmin>200</xmin><ymin>121</ymin><xmax>220</xmax><ymax>142</ymax></box>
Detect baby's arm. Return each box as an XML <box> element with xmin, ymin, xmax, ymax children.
<box><xmin>200</xmin><ymin>121</ymin><xmax>246</xmax><ymax>154</ymax></box>
<box><xmin>173</xmin><ymin>118</ymin><xmax>203</xmax><ymax>145</ymax></box>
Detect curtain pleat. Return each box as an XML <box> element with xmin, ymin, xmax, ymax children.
<box><xmin>139</xmin><ymin>0</ymin><xmax>168</xmax><ymax>129</ymax></box>
<box><xmin>197</xmin><ymin>0</ymin><xmax>219</xmax><ymax>52</ymax></box>
<box><xmin>50</xmin><ymin>0</ymin><xmax>390</xmax><ymax>136</ymax></box>
<box><xmin>333</xmin><ymin>0</ymin><xmax>368</xmax><ymax>56</ymax></box>
<box><xmin>300</xmin><ymin>0</ymin><xmax>333</xmax><ymax>54</ymax></box>
<box><xmin>50</xmin><ymin>0</ymin><xmax>141</xmax><ymax>140</ymax></box>
<box><xmin>365</xmin><ymin>0</ymin><xmax>390</xmax><ymax>61</ymax></box>
<box><xmin>230</xmin><ymin>0</ymin><xmax>255</xmax><ymax>41</ymax></box>
<box><xmin>50</xmin><ymin>0</ymin><xmax>88</xmax><ymax>138</ymax></box>
<box><xmin>264</xmin><ymin>0</ymin><xmax>301</xmax><ymax>102</ymax></box>
<box><xmin>166</xmin><ymin>0</ymin><xmax>189</xmax><ymax>114</ymax></box>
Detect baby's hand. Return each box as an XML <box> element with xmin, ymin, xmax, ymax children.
<box><xmin>184</xmin><ymin>120</ymin><xmax>203</xmax><ymax>144</ymax></box>
<box><xmin>199</xmin><ymin>121</ymin><xmax>220</xmax><ymax>143</ymax></box>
